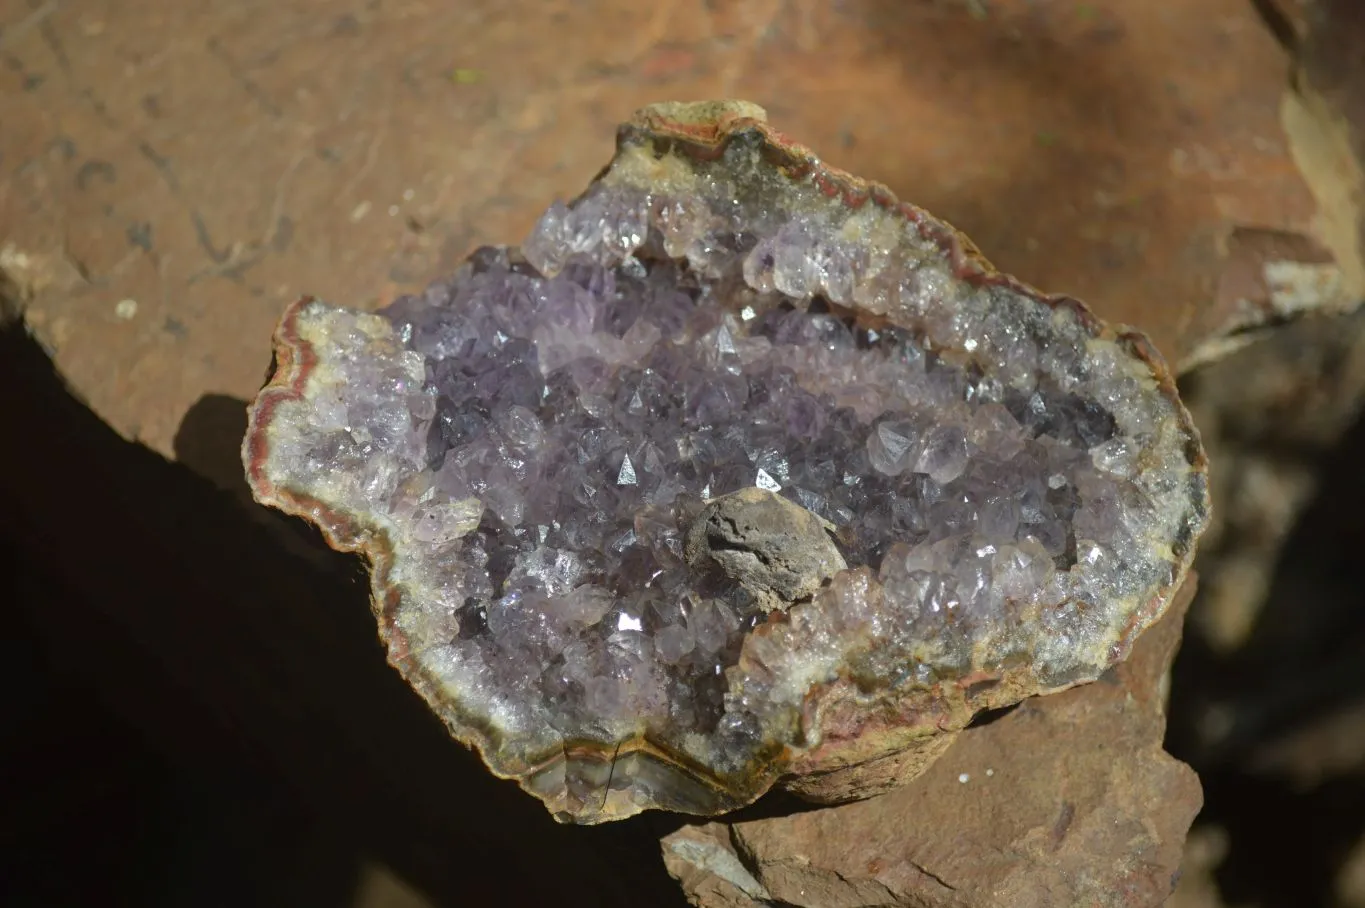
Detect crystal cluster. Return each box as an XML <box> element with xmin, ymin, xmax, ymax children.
<box><xmin>244</xmin><ymin>101</ymin><xmax>1207</xmax><ymax>823</ymax></box>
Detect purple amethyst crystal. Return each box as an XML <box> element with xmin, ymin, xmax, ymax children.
<box><xmin>244</xmin><ymin>100</ymin><xmax>1208</xmax><ymax>823</ymax></box>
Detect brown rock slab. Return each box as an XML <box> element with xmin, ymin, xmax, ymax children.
<box><xmin>0</xmin><ymin>0</ymin><xmax>1331</xmax><ymax>464</ymax></box>
<box><xmin>663</xmin><ymin>579</ymin><xmax>1200</xmax><ymax>908</ymax></box>
<box><xmin>1185</xmin><ymin>0</ymin><xmax>1365</xmax><ymax>370</ymax></box>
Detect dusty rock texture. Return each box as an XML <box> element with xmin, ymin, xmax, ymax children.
<box><xmin>0</xmin><ymin>0</ymin><xmax>1339</xmax><ymax>463</ymax></box>
<box><xmin>664</xmin><ymin>579</ymin><xmax>1200</xmax><ymax>908</ymax></box>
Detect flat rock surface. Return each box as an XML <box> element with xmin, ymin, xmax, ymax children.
<box><xmin>0</xmin><ymin>0</ymin><xmax>1342</xmax><ymax>469</ymax></box>
<box><xmin>663</xmin><ymin>579</ymin><xmax>1200</xmax><ymax>908</ymax></box>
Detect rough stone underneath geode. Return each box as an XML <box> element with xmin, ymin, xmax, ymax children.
<box><xmin>244</xmin><ymin>102</ymin><xmax>1206</xmax><ymax>824</ymax></box>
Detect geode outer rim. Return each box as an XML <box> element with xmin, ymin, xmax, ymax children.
<box><xmin>242</xmin><ymin>101</ymin><xmax>1210</xmax><ymax>817</ymax></box>
<box><xmin>242</xmin><ymin>294</ymin><xmax>759</xmax><ymax>810</ymax></box>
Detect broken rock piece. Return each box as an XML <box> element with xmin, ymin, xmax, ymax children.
<box><xmin>242</xmin><ymin>100</ymin><xmax>1209</xmax><ymax>823</ymax></box>
<box><xmin>663</xmin><ymin>579</ymin><xmax>1203</xmax><ymax>908</ymax></box>
<box><xmin>684</xmin><ymin>487</ymin><xmax>847</xmax><ymax>612</ymax></box>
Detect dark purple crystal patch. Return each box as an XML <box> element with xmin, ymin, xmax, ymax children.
<box><xmin>244</xmin><ymin>100</ymin><xmax>1207</xmax><ymax>823</ymax></box>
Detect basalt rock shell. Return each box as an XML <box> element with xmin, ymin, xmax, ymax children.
<box><xmin>243</xmin><ymin>100</ymin><xmax>1209</xmax><ymax>823</ymax></box>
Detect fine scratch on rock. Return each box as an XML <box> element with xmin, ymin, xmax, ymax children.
<box><xmin>716</xmin><ymin>0</ymin><xmax>785</xmax><ymax>96</ymax></box>
<box><xmin>617</xmin><ymin>0</ymin><xmax>678</xmax><ymax>67</ymax></box>
<box><xmin>831</xmin><ymin>865</ymin><xmax>907</xmax><ymax>903</ymax></box>
<box><xmin>901</xmin><ymin>857</ymin><xmax>959</xmax><ymax>893</ymax></box>
<box><xmin>339</xmin><ymin>105</ymin><xmax>391</xmax><ymax>204</ymax></box>
<box><xmin>0</xmin><ymin>0</ymin><xmax>59</xmax><ymax>50</ymax></box>
<box><xmin>190</xmin><ymin>148</ymin><xmax>308</xmax><ymax>281</ymax></box>
<box><xmin>206</xmin><ymin>35</ymin><xmax>284</xmax><ymax>118</ymax></box>
<box><xmin>138</xmin><ymin>142</ymin><xmax>183</xmax><ymax>194</ymax></box>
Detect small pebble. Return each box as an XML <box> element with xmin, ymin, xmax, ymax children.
<box><xmin>114</xmin><ymin>299</ymin><xmax>138</xmax><ymax>320</ymax></box>
<box><xmin>958</xmin><ymin>773</ymin><xmax>970</xmax><ymax>784</ymax></box>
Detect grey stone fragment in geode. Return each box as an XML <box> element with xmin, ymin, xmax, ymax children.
<box><xmin>684</xmin><ymin>488</ymin><xmax>847</xmax><ymax>611</ymax></box>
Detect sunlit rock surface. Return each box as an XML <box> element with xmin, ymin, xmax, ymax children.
<box><xmin>243</xmin><ymin>100</ymin><xmax>1208</xmax><ymax>823</ymax></box>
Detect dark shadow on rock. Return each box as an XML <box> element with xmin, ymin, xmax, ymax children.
<box><xmin>1205</xmin><ymin>771</ymin><xmax>1365</xmax><ymax>908</ymax></box>
<box><xmin>0</xmin><ymin>262</ymin><xmax>25</xmax><ymax>325</ymax></box>
<box><xmin>174</xmin><ymin>393</ymin><xmax>255</xmax><ymax>501</ymax></box>
<box><xmin>1</xmin><ymin>589</ymin><xmax>363</xmax><ymax>907</ymax></box>
<box><xmin>0</xmin><ymin>319</ymin><xmax>688</xmax><ymax>908</ymax></box>
<box><xmin>641</xmin><ymin>787</ymin><xmax>832</xmax><ymax>882</ymax></box>
<box><xmin>964</xmin><ymin>700</ymin><xmax>1022</xmax><ymax>729</ymax></box>
<box><xmin>701</xmin><ymin>788</ymin><xmax>830</xmax><ymax>827</ymax></box>
<box><xmin>1168</xmin><ymin>358</ymin><xmax>1365</xmax><ymax>908</ymax></box>
<box><xmin>1170</xmin><ymin>385</ymin><xmax>1365</xmax><ymax>760</ymax></box>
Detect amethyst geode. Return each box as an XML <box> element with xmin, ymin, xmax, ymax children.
<box><xmin>243</xmin><ymin>101</ymin><xmax>1208</xmax><ymax>823</ymax></box>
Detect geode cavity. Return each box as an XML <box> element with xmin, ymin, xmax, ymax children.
<box><xmin>243</xmin><ymin>100</ymin><xmax>1209</xmax><ymax>823</ymax></box>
